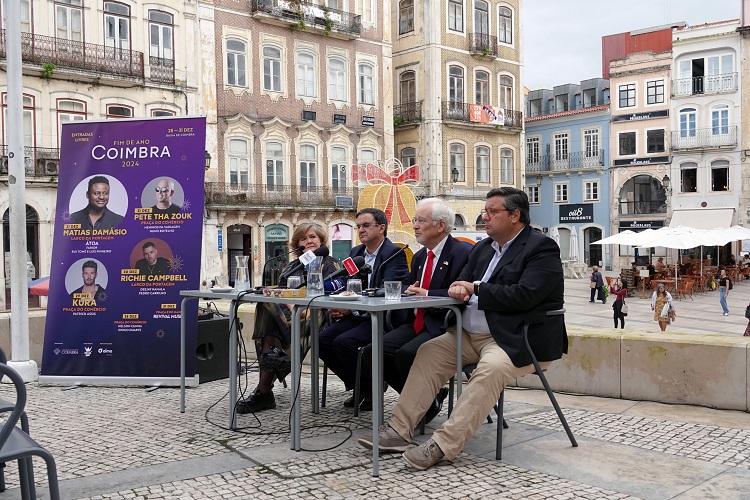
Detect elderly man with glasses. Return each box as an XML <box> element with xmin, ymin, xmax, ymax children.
<box><xmin>358</xmin><ymin>187</ymin><xmax>567</xmax><ymax>471</ymax></box>
<box><xmin>362</xmin><ymin>198</ymin><xmax>471</xmax><ymax>423</ymax></box>
<box><xmin>318</xmin><ymin>207</ymin><xmax>409</xmax><ymax>412</ymax></box>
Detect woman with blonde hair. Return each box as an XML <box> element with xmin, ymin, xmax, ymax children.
<box><xmin>650</xmin><ymin>283</ymin><xmax>673</xmax><ymax>331</ymax></box>
<box><xmin>237</xmin><ymin>221</ymin><xmax>340</xmax><ymax>414</ymax></box>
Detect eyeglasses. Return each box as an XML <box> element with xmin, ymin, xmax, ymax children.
<box><xmin>155</xmin><ymin>187</ymin><xmax>170</xmax><ymax>193</ymax></box>
<box><xmin>411</xmin><ymin>217</ymin><xmax>435</xmax><ymax>225</ymax></box>
<box><xmin>355</xmin><ymin>222</ymin><xmax>381</xmax><ymax>229</ymax></box>
<box><xmin>480</xmin><ymin>207</ymin><xmax>512</xmax><ymax>217</ymax></box>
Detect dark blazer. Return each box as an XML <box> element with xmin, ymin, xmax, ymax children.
<box><xmin>408</xmin><ymin>235</ymin><xmax>472</xmax><ymax>337</ymax></box>
<box><xmin>350</xmin><ymin>237</ymin><xmax>409</xmax><ymax>288</ymax></box>
<box><xmin>456</xmin><ymin>225</ymin><xmax>567</xmax><ymax>367</ymax></box>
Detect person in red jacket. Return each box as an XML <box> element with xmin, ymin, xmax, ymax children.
<box><xmin>610</xmin><ymin>277</ymin><xmax>628</xmax><ymax>329</ymax></box>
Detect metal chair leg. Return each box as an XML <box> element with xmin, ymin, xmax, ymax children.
<box><xmin>321</xmin><ymin>364</ymin><xmax>327</xmax><ymax>408</ymax></box>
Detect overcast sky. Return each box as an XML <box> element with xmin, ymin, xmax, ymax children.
<box><xmin>523</xmin><ymin>0</ymin><xmax>741</xmax><ymax>90</ymax></box>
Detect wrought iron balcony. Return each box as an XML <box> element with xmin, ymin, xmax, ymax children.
<box><xmin>670</xmin><ymin>126</ymin><xmax>737</xmax><ymax>150</ymax></box>
<box><xmin>438</xmin><ymin>185</ymin><xmax>493</xmax><ymax>200</ymax></box>
<box><xmin>619</xmin><ymin>201</ymin><xmax>667</xmax><ymax>216</ymax></box>
<box><xmin>672</xmin><ymin>72</ymin><xmax>737</xmax><ymax>97</ymax></box>
<box><xmin>149</xmin><ymin>56</ymin><xmax>175</xmax><ymax>85</ymax></box>
<box><xmin>205</xmin><ymin>182</ymin><xmax>360</xmax><ymax>208</ymax></box>
<box><xmin>525</xmin><ymin>150</ymin><xmax>605</xmax><ymax>172</ymax></box>
<box><xmin>469</xmin><ymin>33</ymin><xmax>498</xmax><ymax>57</ymax></box>
<box><xmin>0</xmin><ymin>30</ymin><xmax>144</xmax><ymax>81</ymax></box>
<box><xmin>394</xmin><ymin>102</ymin><xmax>422</xmax><ymax>126</ymax></box>
<box><xmin>441</xmin><ymin>102</ymin><xmax>523</xmax><ymax>129</ymax></box>
<box><xmin>0</xmin><ymin>145</ymin><xmax>60</xmax><ymax>178</ymax></box>
<box><xmin>250</xmin><ymin>0</ymin><xmax>361</xmax><ymax>39</ymax></box>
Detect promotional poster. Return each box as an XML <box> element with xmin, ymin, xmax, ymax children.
<box><xmin>39</xmin><ymin>117</ymin><xmax>206</xmax><ymax>384</ymax></box>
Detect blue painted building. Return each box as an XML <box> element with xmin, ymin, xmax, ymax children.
<box><xmin>525</xmin><ymin>78</ymin><xmax>611</xmax><ymax>268</ymax></box>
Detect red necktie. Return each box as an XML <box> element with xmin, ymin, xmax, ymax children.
<box><xmin>413</xmin><ymin>250</ymin><xmax>435</xmax><ymax>333</ymax></box>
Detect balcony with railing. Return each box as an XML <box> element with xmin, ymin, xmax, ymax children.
<box><xmin>0</xmin><ymin>145</ymin><xmax>60</xmax><ymax>179</ymax></box>
<box><xmin>394</xmin><ymin>101</ymin><xmax>422</xmax><ymax>126</ymax></box>
<box><xmin>469</xmin><ymin>33</ymin><xmax>498</xmax><ymax>57</ymax></box>
<box><xmin>441</xmin><ymin>102</ymin><xmax>523</xmax><ymax>129</ymax></box>
<box><xmin>250</xmin><ymin>0</ymin><xmax>360</xmax><ymax>39</ymax></box>
<box><xmin>525</xmin><ymin>149</ymin><xmax>605</xmax><ymax>172</ymax></box>
<box><xmin>671</xmin><ymin>72</ymin><xmax>738</xmax><ymax>97</ymax></box>
<box><xmin>205</xmin><ymin>183</ymin><xmax>360</xmax><ymax>208</ymax></box>
<box><xmin>0</xmin><ymin>30</ymin><xmax>144</xmax><ymax>82</ymax></box>
<box><xmin>438</xmin><ymin>185</ymin><xmax>492</xmax><ymax>199</ymax></box>
<box><xmin>670</xmin><ymin>126</ymin><xmax>737</xmax><ymax>150</ymax></box>
<box><xmin>149</xmin><ymin>56</ymin><xmax>175</xmax><ymax>85</ymax></box>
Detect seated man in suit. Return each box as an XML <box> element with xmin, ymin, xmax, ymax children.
<box><xmin>358</xmin><ymin>187</ymin><xmax>567</xmax><ymax>470</ymax></box>
<box><xmin>319</xmin><ymin>208</ymin><xmax>409</xmax><ymax>412</ymax></box>
<box><xmin>370</xmin><ymin>198</ymin><xmax>471</xmax><ymax>423</ymax></box>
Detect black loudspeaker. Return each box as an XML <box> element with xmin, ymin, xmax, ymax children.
<box><xmin>195</xmin><ymin>317</ymin><xmax>230</xmax><ymax>383</ymax></box>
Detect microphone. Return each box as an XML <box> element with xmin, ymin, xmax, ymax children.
<box><xmin>323</xmin><ymin>256</ymin><xmax>366</xmax><ymax>292</ymax></box>
<box><xmin>281</xmin><ymin>246</ymin><xmax>330</xmax><ymax>283</ymax></box>
<box><xmin>366</xmin><ymin>244</ymin><xmax>409</xmax><ymax>295</ymax></box>
<box><xmin>263</xmin><ymin>246</ymin><xmax>304</xmax><ymax>286</ymax></box>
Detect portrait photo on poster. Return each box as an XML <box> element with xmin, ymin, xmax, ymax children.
<box><xmin>68</xmin><ymin>174</ymin><xmax>129</xmax><ymax>229</ymax></box>
<box><xmin>141</xmin><ymin>176</ymin><xmax>185</xmax><ymax>216</ymax></box>
<box><xmin>130</xmin><ymin>238</ymin><xmax>174</xmax><ymax>276</ymax></box>
<box><xmin>64</xmin><ymin>258</ymin><xmax>109</xmax><ymax>297</ymax></box>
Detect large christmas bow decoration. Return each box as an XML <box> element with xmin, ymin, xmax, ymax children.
<box><xmin>353</xmin><ymin>160</ymin><xmax>420</xmax><ymax>225</ymax></box>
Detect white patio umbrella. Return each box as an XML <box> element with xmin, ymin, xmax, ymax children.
<box><xmin>550</xmin><ymin>227</ymin><xmax>560</xmax><ymax>246</ymax></box>
<box><xmin>591</xmin><ymin>230</ymin><xmax>642</xmax><ymax>246</ymax></box>
<box><xmin>569</xmin><ymin>226</ymin><xmax>580</xmax><ymax>261</ymax></box>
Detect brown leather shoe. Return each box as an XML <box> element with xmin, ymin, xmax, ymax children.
<box><xmin>357</xmin><ymin>424</ymin><xmax>411</xmax><ymax>453</ymax></box>
<box><xmin>402</xmin><ymin>438</ymin><xmax>444</xmax><ymax>470</ymax></box>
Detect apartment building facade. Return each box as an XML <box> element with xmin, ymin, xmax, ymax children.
<box><xmin>608</xmin><ymin>50</ymin><xmax>672</xmax><ymax>269</ymax></box>
<box><xmin>392</xmin><ymin>0</ymin><xmax>523</xmax><ymax>232</ymax></box>
<box><xmin>525</xmin><ymin>79</ymin><xmax>611</xmax><ymax>268</ymax></box>
<box><xmin>203</xmin><ymin>0</ymin><xmax>392</xmax><ymax>285</ymax></box>
<box><xmin>668</xmin><ymin>20</ymin><xmax>741</xmax><ymax>263</ymax></box>
<box><xmin>0</xmin><ymin>0</ymin><xmax>203</xmax><ymax>309</ymax></box>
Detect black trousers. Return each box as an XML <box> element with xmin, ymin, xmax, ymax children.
<box><xmin>318</xmin><ymin>314</ymin><xmax>371</xmax><ymax>391</ymax></box>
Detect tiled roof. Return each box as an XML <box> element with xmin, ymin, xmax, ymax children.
<box><xmin>678</xmin><ymin>19</ymin><xmax>740</xmax><ymax>30</ymax></box>
<box><xmin>525</xmin><ymin>104</ymin><xmax>610</xmax><ymax>123</ymax></box>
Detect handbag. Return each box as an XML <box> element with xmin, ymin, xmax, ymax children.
<box><xmin>620</xmin><ymin>300</ymin><xmax>628</xmax><ymax>315</ymax></box>
<box><xmin>660</xmin><ymin>302</ymin><xmax>670</xmax><ymax>318</ymax></box>
<box><xmin>589</xmin><ymin>281</ymin><xmax>597</xmax><ymax>289</ymax></box>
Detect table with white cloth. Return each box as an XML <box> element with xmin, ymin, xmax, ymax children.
<box><xmin>178</xmin><ymin>290</ymin><xmax>463</xmax><ymax>477</ymax></box>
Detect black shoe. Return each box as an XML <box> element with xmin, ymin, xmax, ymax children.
<box><xmin>358</xmin><ymin>396</ymin><xmax>373</xmax><ymax>412</ymax></box>
<box><xmin>236</xmin><ymin>390</ymin><xmax>276</xmax><ymax>414</ymax></box>
<box><xmin>259</xmin><ymin>347</ymin><xmax>291</xmax><ymax>381</ymax></box>
<box><xmin>424</xmin><ymin>387</ymin><xmax>449</xmax><ymax>424</ymax></box>
<box><xmin>602</xmin><ymin>298</ymin><xmax>607</xmax><ymax>304</ymax></box>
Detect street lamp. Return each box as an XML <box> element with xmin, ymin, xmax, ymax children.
<box><xmin>204</xmin><ymin>150</ymin><xmax>212</xmax><ymax>171</ymax></box>
<box><xmin>536</xmin><ymin>174</ymin><xmax>543</xmax><ymax>186</ymax></box>
<box><xmin>450</xmin><ymin>167</ymin><xmax>459</xmax><ymax>183</ymax></box>
<box><xmin>662</xmin><ymin>174</ymin><xmax>671</xmax><ymax>193</ymax></box>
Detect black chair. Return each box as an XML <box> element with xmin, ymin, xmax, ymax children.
<box><xmin>0</xmin><ymin>348</ymin><xmax>31</xmax><ymax>495</ymax></box>
<box><xmin>448</xmin><ymin>309</ymin><xmax>578</xmax><ymax>459</ymax></box>
<box><xmin>0</xmin><ymin>363</ymin><xmax>60</xmax><ymax>499</ymax></box>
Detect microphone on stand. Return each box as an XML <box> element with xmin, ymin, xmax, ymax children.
<box><xmin>262</xmin><ymin>246</ymin><xmax>305</xmax><ymax>287</ymax></box>
<box><xmin>285</xmin><ymin>246</ymin><xmax>330</xmax><ymax>288</ymax></box>
<box><xmin>365</xmin><ymin>244</ymin><xmax>409</xmax><ymax>297</ymax></box>
<box><xmin>323</xmin><ymin>256</ymin><xmax>366</xmax><ymax>292</ymax></box>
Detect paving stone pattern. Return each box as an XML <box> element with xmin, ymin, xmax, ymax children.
<box><xmin>515</xmin><ymin>409</ymin><xmax>750</xmax><ymax>469</ymax></box>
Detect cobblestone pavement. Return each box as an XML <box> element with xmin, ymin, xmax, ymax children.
<box><xmin>1</xmin><ymin>276</ymin><xmax>749</xmax><ymax>499</ymax></box>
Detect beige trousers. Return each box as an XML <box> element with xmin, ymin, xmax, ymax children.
<box><xmin>390</xmin><ymin>329</ymin><xmax>536</xmax><ymax>459</ymax></box>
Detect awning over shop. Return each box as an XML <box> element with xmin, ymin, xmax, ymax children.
<box><xmin>668</xmin><ymin>208</ymin><xmax>734</xmax><ymax>230</ymax></box>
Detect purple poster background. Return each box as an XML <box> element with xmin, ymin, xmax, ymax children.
<box><xmin>40</xmin><ymin>117</ymin><xmax>206</xmax><ymax>380</ymax></box>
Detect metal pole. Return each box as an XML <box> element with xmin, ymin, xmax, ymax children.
<box><xmin>6</xmin><ymin>0</ymin><xmax>38</xmax><ymax>381</ymax></box>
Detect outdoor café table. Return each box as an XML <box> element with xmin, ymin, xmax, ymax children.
<box><xmin>651</xmin><ymin>279</ymin><xmax>678</xmax><ymax>294</ymax></box>
<box><xmin>178</xmin><ymin>289</ymin><xmax>463</xmax><ymax>477</ymax></box>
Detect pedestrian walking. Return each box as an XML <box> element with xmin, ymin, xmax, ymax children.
<box><xmin>744</xmin><ymin>302</ymin><xmax>750</xmax><ymax>337</ymax></box>
<box><xmin>718</xmin><ymin>269</ymin><xmax>730</xmax><ymax>316</ymax></box>
<box><xmin>610</xmin><ymin>277</ymin><xmax>627</xmax><ymax>329</ymax></box>
<box><xmin>589</xmin><ymin>266</ymin><xmax>605</xmax><ymax>304</ymax></box>
<box><xmin>651</xmin><ymin>283</ymin><xmax>673</xmax><ymax>331</ymax></box>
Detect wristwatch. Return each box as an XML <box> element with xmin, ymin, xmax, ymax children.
<box><xmin>473</xmin><ymin>280</ymin><xmax>482</xmax><ymax>295</ymax></box>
